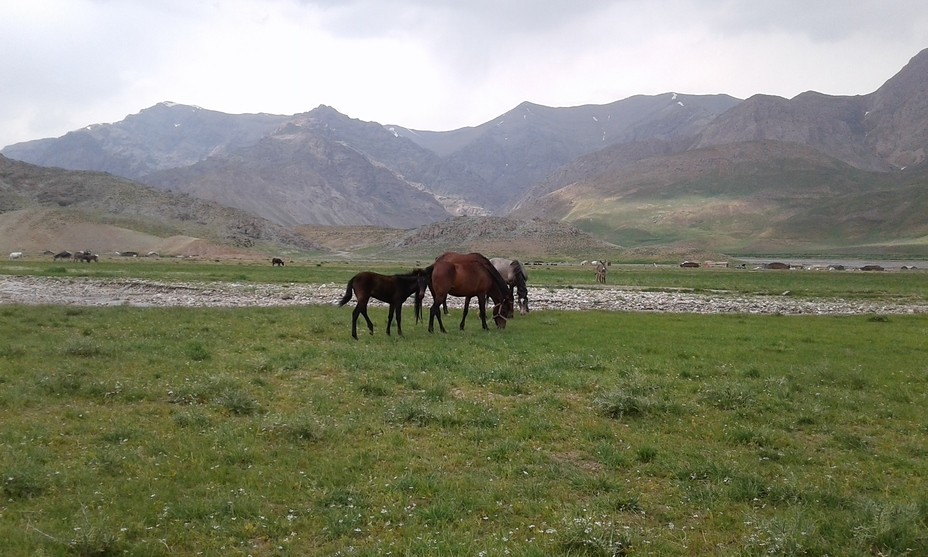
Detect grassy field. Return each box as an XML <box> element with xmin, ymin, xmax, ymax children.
<box><xmin>1</xmin><ymin>260</ymin><xmax>927</xmax><ymax>556</ymax></box>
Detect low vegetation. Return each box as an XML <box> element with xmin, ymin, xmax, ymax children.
<box><xmin>1</xmin><ymin>260</ymin><xmax>926</xmax><ymax>555</ymax></box>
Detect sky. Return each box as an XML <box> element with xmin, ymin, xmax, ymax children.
<box><xmin>2</xmin><ymin>0</ymin><xmax>928</xmax><ymax>148</ymax></box>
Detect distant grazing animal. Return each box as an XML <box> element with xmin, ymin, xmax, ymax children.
<box><xmin>490</xmin><ymin>257</ymin><xmax>530</xmax><ymax>315</ymax></box>
<box><xmin>418</xmin><ymin>252</ymin><xmax>512</xmax><ymax>333</ymax></box>
<box><xmin>272</xmin><ymin>258</ymin><xmax>285</xmax><ymax>267</ymax></box>
<box><xmin>53</xmin><ymin>250</ymin><xmax>72</xmax><ymax>260</ymax></box>
<box><xmin>74</xmin><ymin>251</ymin><xmax>97</xmax><ymax>262</ymax></box>
<box><xmin>9</xmin><ymin>252</ymin><xmax>23</xmax><ymax>260</ymax></box>
<box><xmin>338</xmin><ymin>269</ymin><xmax>426</xmax><ymax>339</ymax></box>
<box><xmin>595</xmin><ymin>261</ymin><xmax>607</xmax><ymax>284</ymax></box>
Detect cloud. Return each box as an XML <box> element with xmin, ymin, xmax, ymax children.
<box><xmin>1</xmin><ymin>0</ymin><xmax>927</xmax><ymax>148</ymax></box>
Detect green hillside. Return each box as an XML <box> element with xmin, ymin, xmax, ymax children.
<box><xmin>518</xmin><ymin>141</ymin><xmax>926</xmax><ymax>255</ymax></box>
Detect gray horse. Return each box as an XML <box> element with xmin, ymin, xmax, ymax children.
<box><xmin>490</xmin><ymin>257</ymin><xmax>529</xmax><ymax>315</ymax></box>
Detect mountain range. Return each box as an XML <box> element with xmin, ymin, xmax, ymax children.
<box><xmin>3</xmin><ymin>48</ymin><xmax>928</xmax><ymax>256</ymax></box>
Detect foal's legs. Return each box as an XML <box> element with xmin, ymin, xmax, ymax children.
<box><xmin>352</xmin><ymin>297</ymin><xmax>375</xmax><ymax>339</ymax></box>
<box><xmin>387</xmin><ymin>304</ymin><xmax>404</xmax><ymax>336</ymax></box>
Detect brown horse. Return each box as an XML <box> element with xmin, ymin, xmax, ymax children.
<box><xmin>418</xmin><ymin>252</ymin><xmax>513</xmax><ymax>333</ymax></box>
<box><xmin>439</xmin><ymin>256</ymin><xmax>524</xmax><ymax>319</ymax></box>
<box><xmin>339</xmin><ymin>270</ymin><xmax>426</xmax><ymax>339</ymax></box>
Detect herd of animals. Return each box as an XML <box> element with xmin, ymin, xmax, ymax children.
<box><xmin>337</xmin><ymin>252</ymin><xmax>531</xmax><ymax>340</ymax></box>
<box><xmin>7</xmin><ymin>249</ymin><xmax>600</xmax><ymax>339</ymax></box>
<box><xmin>6</xmin><ymin>250</ymin><xmax>100</xmax><ymax>262</ymax></box>
<box><xmin>7</xmin><ymin>249</ymin><xmax>904</xmax><ymax>339</ymax></box>
<box><xmin>8</xmin><ymin>250</ymin><xmax>123</xmax><ymax>262</ymax></box>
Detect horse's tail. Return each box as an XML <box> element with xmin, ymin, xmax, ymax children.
<box><xmin>338</xmin><ymin>277</ymin><xmax>355</xmax><ymax>307</ymax></box>
<box><xmin>415</xmin><ymin>266</ymin><xmax>432</xmax><ymax>323</ymax></box>
<box><xmin>514</xmin><ymin>261</ymin><xmax>529</xmax><ymax>300</ymax></box>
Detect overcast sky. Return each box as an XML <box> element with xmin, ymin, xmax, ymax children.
<box><xmin>2</xmin><ymin>0</ymin><xmax>927</xmax><ymax>148</ymax></box>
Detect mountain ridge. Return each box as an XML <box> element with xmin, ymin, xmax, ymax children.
<box><xmin>2</xmin><ymin>48</ymin><xmax>928</xmax><ymax>255</ymax></box>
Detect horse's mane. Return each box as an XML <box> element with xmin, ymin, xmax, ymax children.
<box><xmin>514</xmin><ymin>260</ymin><xmax>528</xmax><ymax>282</ymax></box>
<box><xmin>469</xmin><ymin>253</ymin><xmax>510</xmax><ymax>299</ymax></box>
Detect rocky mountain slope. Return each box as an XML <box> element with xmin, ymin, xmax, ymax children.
<box><xmin>0</xmin><ymin>154</ymin><xmax>323</xmax><ymax>255</ymax></box>
<box><xmin>292</xmin><ymin>216</ymin><xmax>625</xmax><ymax>261</ymax></box>
<box><xmin>1</xmin><ymin>95</ymin><xmax>742</xmax><ymax>224</ymax></box>
<box><xmin>143</xmin><ymin>110</ymin><xmax>455</xmax><ymax>228</ymax></box>
<box><xmin>390</xmin><ymin>94</ymin><xmax>741</xmax><ymax>211</ymax></box>
<box><xmin>510</xmin><ymin>140</ymin><xmax>928</xmax><ymax>254</ymax></box>
<box><xmin>692</xmin><ymin>49</ymin><xmax>928</xmax><ymax>172</ymax></box>
<box><xmin>2</xmin><ymin>103</ymin><xmax>290</xmax><ymax>181</ymax></box>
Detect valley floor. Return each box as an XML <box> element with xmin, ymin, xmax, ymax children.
<box><xmin>2</xmin><ymin>275</ymin><xmax>926</xmax><ymax>315</ymax></box>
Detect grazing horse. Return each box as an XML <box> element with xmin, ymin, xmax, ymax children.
<box><xmin>9</xmin><ymin>252</ymin><xmax>23</xmax><ymax>260</ymax></box>
<box><xmin>272</xmin><ymin>258</ymin><xmax>285</xmax><ymax>266</ymax></box>
<box><xmin>418</xmin><ymin>252</ymin><xmax>513</xmax><ymax>333</ymax></box>
<box><xmin>53</xmin><ymin>250</ymin><xmax>72</xmax><ymax>260</ymax></box>
<box><xmin>338</xmin><ymin>269</ymin><xmax>425</xmax><ymax>339</ymax></box>
<box><xmin>490</xmin><ymin>257</ymin><xmax>529</xmax><ymax>315</ymax></box>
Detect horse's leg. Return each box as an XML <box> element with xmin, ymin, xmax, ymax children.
<box><xmin>442</xmin><ymin>300</ymin><xmax>450</xmax><ymax>316</ymax></box>
<box><xmin>459</xmin><ymin>296</ymin><xmax>472</xmax><ymax>330</ymax></box>
<box><xmin>429</xmin><ymin>298</ymin><xmax>447</xmax><ymax>334</ymax></box>
<box><xmin>350</xmin><ymin>305</ymin><xmax>361</xmax><ymax>340</ymax></box>
<box><xmin>355</xmin><ymin>297</ymin><xmax>374</xmax><ymax>336</ymax></box>
<box><xmin>477</xmin><ymin>294</ymin><xmax>489</xmax><ymax>330</ymax></box>
<box><xmin>386</xmin><ymin>304</ymin><xmax>395</xmax><ymax>336</ymax></box>
<box><xmin>395</xmin><ymin>304</ymin><xmax>403</xmax><ymax>336</ymax></box>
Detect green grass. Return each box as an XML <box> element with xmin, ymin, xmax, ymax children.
<box><xmin>1</xmin><ymin>297</ymin><xmax>927</xmax><ymax>555</ymax></box>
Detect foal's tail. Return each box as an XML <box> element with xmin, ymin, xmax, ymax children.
<box><xmin>338</xmin><ymin>278</ymin><xmax>354</xmax><ymax>307</ymax></box>
<box><xmin>414</xmin><ymin>266</ymin><xmax>432</xmax><ymax>323</ymax></box>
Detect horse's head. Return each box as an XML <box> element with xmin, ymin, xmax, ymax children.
<box><xmin>492</xmin><ymin>295</ymin><xmax>513</xmax><ymax>329</ymax></box>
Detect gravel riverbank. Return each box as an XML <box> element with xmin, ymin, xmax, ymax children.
<box><xmin>2</xmin><ymin>275</ymin><xmax>926</xmax><ymax>315</ymax></box>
